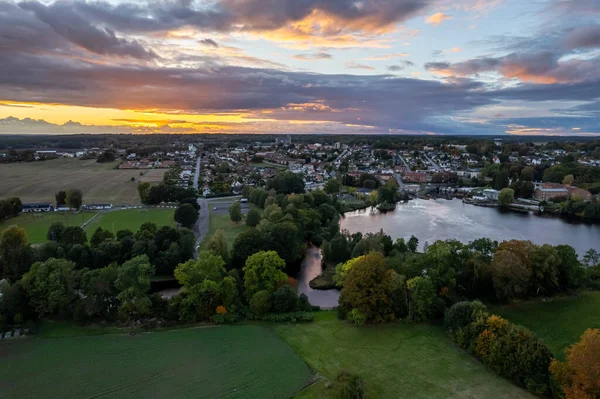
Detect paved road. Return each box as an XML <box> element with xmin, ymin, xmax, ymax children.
<box><xmin>193</xmin><ymin>198</ymin><xmax>209</xmax><ymax>259</ymax></box>
<box><xmin>393</xmin><ymin>173</ymin><xmax>406</xmax><ymax>191</ymax></box>
<box><xmin>193</xmin><ymin>156</ymin><xmax>201</xmax><ymax>189</ymax></box>
<box><xmin>422</xmin><ymin>152</ymin><xmax>441</xmax><ymax>171</ymax></box>
<box><xmin>397</xmin><ymin>153</ymin><xmax>410</xmax><ymax>170</ymax></box>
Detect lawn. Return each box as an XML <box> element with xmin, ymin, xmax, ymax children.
<box><xmin>0</xmin><ymin>158</ymin><xmax>165</xmax><ymax>205</ymax></box>
<box><xmin>0</xmin><ymin>325</ymin><xmax>311</xmax><ymax>399</ymax></box>
<box><xmin>274</xmin><ymin>312</ymin><xmax>533</xmax><ymax>399</ymax></box>
<box><xmin>492</xmin><ymin>291</ymin><xmax>600</xmax><ymax>358</ymax></box>
<box><xmin>200</xmin><ymin>207</ymin><xmax>253</xmax><ymax>250</ymax></box>
<box><xmin>84</xmin><ymin>208</ymin><xmax>175</xmax><ymax>235</ymax></box>
<box><xmin>0</xmin><ymin>211</ymin><xmax>97</xmax><ymax>243</ymax></box>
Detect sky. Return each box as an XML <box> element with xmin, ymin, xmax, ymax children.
<box><xmin>0</xmin><ymin>0</ymin><xmax>599</xmax><ymax>136</ymax></box>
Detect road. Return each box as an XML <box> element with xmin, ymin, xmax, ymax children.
<box><xmin>422</xmin><ymin>152</ymin><xmax>441</xmax><ymax>171</ymax></box>
<box><xmin>193</xmin><ymin>197</ymin><xmax>208</xmax><ymax>259</ymax></box>
<box><xmin>397</xmin><ymin>153</ymin><xmax>410</xmax><ymax>170</ymax></box>
<box><xmin>193</xmin><ymin>155</ymin><xmax>201</xmax><ymax>189</ymax></box>
<box><xmin>393</xmin><ymin>173</ymin><xmax>406</xmax><ymax>191</ymax></box>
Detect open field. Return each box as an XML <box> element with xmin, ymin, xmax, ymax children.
<box><xmin>0</xmin><ymin>158</ymin><xmax>164</xmax><ymax>205</ymax></box>
<box><xmin>199</xmin><ymin>205</ymin><xmax>255</xmax><ymax>250</ymax></box>
<box><xmin>0</xmin><ymin>212</ymin><xmax>97</xmax><ymax>243</ymax></box>
<box><xmin>84</xmin><ymin>208</ymin><xmax>175</xmax><ymax>235</ymax></box>
<box><xmin>0</xmin><ymin>325</ymin><xmax>311</xmax><ymax>399</ymax></box>
<box><xmin>275</xmin><ymin>312</ymin><xmax>533</xmax><ymax>399</ymax></box>
<box><xmin>492</xmin><ymin>291</ymin><xmax>600</xmax><ymax>358</ymax></box>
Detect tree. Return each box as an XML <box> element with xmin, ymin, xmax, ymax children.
<box><xmin>583</xmin><ymin>249</ymin><xmax>600</xmax><ymax>268</ymax></box>
<box><xmin>47</xmin><ymin>222</ymin><xmax>65</xmax><ymax>242</ymax></box>
<box><xmin>115</xmin><ymin>255</ymin><xmax>155</xmax><ymax>320</ymax></box>
<box><xmin>20</xmin><ymin>258</ymin><xmax>77</xmax><ymax>316</ymax></box>
<box><xmin>245</xmin><ymin>208</ymin><xmax>261</xmax><ymax>227</ymax></box>
<box><xmin>407</xmin><ymin>235</ymin><xmax>419</xmax><ymax>253</ymax></box>
<box><xmin>491</xmin><ymin>249</ymin><xmax>532</xmax><ymax>301</ymax></box>
<box><xmin>250</xmin><ymin>290</ymin><xmax>272</xmax><ymax>315</ymax></box>
<box><xmin>0</xmin><ymin>226</ymin><xmax>32</xmax><ymax>279</ymax></box>
<box><xmin>338</xmin><ymin>252</ymin><xmax>395</xmax><ymax>323</ymax></box>
<box><xmin>175</xmin><ymin>251</ymin><xmax>226</xmax><ymax>287</ymax></box>
<box><xmin>174</xmin><ymin>203</ymin><xmax>198</xmax><ymax>229</ymax></box>
<box><xmin>80</xmin><ymin>266</ymin><xmax>119</xmax><ymax>319</ymax></box>
<box><xmin>206</xmin><ymin>229</ymin><xmax>230</xmax><ymax>264</ymax></box>
<box><xmin>55</xmin><ymin>190</ymin><xmax>67</xmax><ymax>207</ymax></box>
<box><xmin>407</xmin><ymin>276</ymin><xmax>436</xmax><ymax>321</ymax></box>
<box><xmin>330</xmin><ymin>371</ymin><xmax>365</xmax><ymax>399</ymax></box>
<box><xmin>550</xmin><ymin>328</ymin><xmax>600</xmax><ymax>399</ymax></box>
<box><xmin>137</xmin><ymin>182</ymin><xmax>151</xmax><ymax>204</ymax></box>
<box><xmin>66</xmin><ymin>189</ymin><xmax>83</xmax><ymax>210</ymax></box>
<box><xmin>229</xmin><ymin>201</ymin><xmax>242</xmax><ymax>223</ymax></box>
<box><xmin>563</xmin><ymin>174</ymin><xmax>575</xmax><ymax>186</ymax></box>
<box><xmin>60</xmin><ymin>226</ymin><xmax>87</xmax><ymax>245</ymax></box>
<box><xmin>498</xmin><ymin>188</ymin><xmax>515</xmax><ymax>207</ymax></box>
<box><xmin>521</xmin><ymin>166</ymin><xmax>534</xmax><ymax>181</ymax></box>
<box><xmin>272</xmin><ymin>285</ymin><xmax>298</xmax><ymax>313</ymax></box>
<box><xmin>243</xmin><ymin>251</ymin><xmax>287</xmax><ymax>299</ymax></box>
<box><xmin>324</xmin><ymin>178</ymin><xmax>341</xmax><ymax>194</ymax></box>
<box><xmin>231</xmin><ymin>228</ymin><xmax>269</xmax><ymax>267</ymax></box>
<box><xmin>90</xmin><ymin>227</ymin><xmax>114</xmax><ymax>248</ymax></box>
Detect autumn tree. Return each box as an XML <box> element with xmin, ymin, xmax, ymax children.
<box><xmin>550</xmin><ymin>328</ymin><xmax>600</xmax><ymax>399</ymax></box>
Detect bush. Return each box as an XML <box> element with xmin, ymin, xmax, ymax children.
<box><xmin>348</xmin><ymin>309</ymin><xmax>367</xmax><ymax>326</ymax></box>
<box><xmin>248</xmin><ymin>312</ymin><xmax>314</xmax><ymax>323</ymax></box>
<box><xmin>271</xmin><ymin>285</ymin><xmax>298</xmax><ymax>313</ymax></box>
<box><xmin>249</xmin><ymin>290</ymin><xmax>272</xmax><ymax>315</ymax></box>
<box><xmin>444</xmin><ymin>301</ymin><xmax>487</xmax><ymax>333</ymax></box>
<box><xmin>329</xmin><ymin>371</ymin><xmax>365</xmax><ymax>399</ymax></box>
<box><xmin>297</xmin><ymin>293</ymin><xmax>315</xmax><ymax>312</ymax></box>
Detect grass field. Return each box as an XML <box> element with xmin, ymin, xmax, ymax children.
<box><xmin>275</xmin><ymin>312</ymin><xmax>533</xmax><ymax>399</ymax></box>
<box><xmin>84</xmin><ymin>208</ymin><xmax>175</xmax><ymax>235</ymax></box>
<box><xmin>0</xmin><ymin>212</ymin><xmax>97</xmax><ymax>243</ymax></box>
<box><xmin>492</xmin><ymin>291</ymin><xmax>600</xmax><ymax>358</ymax></box>
<box><xmin>199</xmin><ymin>207</ymin><xmax>253</xmax><ymax>250</ymax></box>
<box><xmin>0</xmin><ymin>325</ymin><xmax>311</xmax><ymax>399</ymax></box>
<box><xmin>0</xmin><ymin>158</ymin><xmax>165</xmax><ymax>205</ymax></box>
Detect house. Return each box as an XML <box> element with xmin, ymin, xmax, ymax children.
<box><xmin>84</xmin><ymin>204</ymin><xmax>113</xmax><ymax>210</ymax></box>
<box><xmin>533</xmin><ymin>183</ymin><xmax>569</xmax><ymax>201</ymax></box>
<box><xmin>22</xmin><ymin>203</ymin><xmax>54</xmax><ymax>213</ymax></box>
<box><xmin>492</xmin><ymin>156</ymin><xmax>501</xmax><ymax>164</ymax></box>
<box><xmin>405</xmin><ymin>184</ymin><xmax>420</xmax><ymax>193</ymax></box>
<box><xmin>403</xmin><ymin>172</ymin><xmax>427</xmax><ymax>184</ymax></box>
<box><xmin>567</xmin><ymin>186</ymin><xmax>592</xmax><ymax>201</ymax></box>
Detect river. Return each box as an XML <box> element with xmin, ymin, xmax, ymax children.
<box><xmin>297</xmin><ymin>198</ymin><xmax>600</xmax><ymax>308</ymax></box>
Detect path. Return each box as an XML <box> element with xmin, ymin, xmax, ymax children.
<box><xmin>193</xmin><ymin>155</ymin><xmax>201</xmax><ymax>190</ymax></box>
<box><xmin>193</xmin><ymin>198</ymin><xmax>209</xmax><ymax>259</ymax></box>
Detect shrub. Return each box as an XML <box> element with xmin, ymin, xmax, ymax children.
<box><xmin>297</xmin><ymin>293</ymin><xmax>314</xmax><ymax>312</ymax></box>
<box><xmin>271</xmin><ymin>285</ymin><xmax>298</xmax><ymax>313</ymax></box>
<box><xmin>249</xmin><ymin>312</ymin><xmax>314</xmax><ymax>323</ymax></box>
<box><xmin>329</xmin><ymin>371</ymin><xmax>365</xmax><ymax>399</ymax></box>
<box><xmin>444</xmin><ymin>301</ymin><xmax>487</xmax><ymax>333</ymax></box>
<box><xmin>348</xmin><ymin>309</ymin><xmax>367</xmax><ymax>326</ymax></box>
<box><xmin>249</xmin><ymin>290</ymin><xmax>272</xmax><ymax>316</ymax></box>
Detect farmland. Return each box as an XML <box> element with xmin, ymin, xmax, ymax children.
<box><xmin>492</xmin><ymin>291</ymin><xmax>600</xmax><ymax>358</ymax></box>
<box><xmin>0</xmin><ymin>158</ymin><xmax>165</xmax><ymax>205</ymax></box>
<box><xmin>84</xmin><ymin>208</ymin><xmax>175</xmax><ymax>235</ymax></box>
<box><xmin>275</xmin><ymin>312</ymin><xmax>533</xmax><ymax>399</ymax></box>
<box><xmin>0</xmin><ymin>211</ymin><xmax>96</xmax><ymax>243</ymax></box>
<box><xmin>0</xmin><ymin>325</ymin><xmax>311</xmax><ymax>399</ymax></box>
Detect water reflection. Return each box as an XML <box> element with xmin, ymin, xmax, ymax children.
<box><xmin>296</xmin><ymin>246</ymin><xmax>340</xmax><ymax>309</ymax></box>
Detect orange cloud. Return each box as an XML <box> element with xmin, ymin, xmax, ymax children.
<box><xmin>426</xmin><ymin>13</ymin><xmax>454</xmax><ymax>26</ymax></box>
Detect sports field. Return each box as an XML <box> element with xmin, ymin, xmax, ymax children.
<box><xmin>84</xmin><ymin>208</ymin><xmax>175</xmax><ymax>235</ymax></box>
<box><xmin>0</xmin><ymin>325</ymin><xmax>311</xmax><ymax>399</ymax></box>
<box><xmin>492</xmin><ymin>291</ymin><xmax>600</xmax><ymax>358</ymax></box>
<box><xmin>0</xmin><ymin>158</ymin><xmax>165</xmax><ymax>205</ymax></box>
<box><xmin>275</xmin><ymin>312</ymin><xmax>533</xmax><ymax>399</ymax></box>
<box><xmin>0</xmin><ymin>211</ymin><xmax>97</xmax><ymax>243</ymax></box>
<box><xmin>199</xmin><ymin>205</ymin><xmax>255</xmax><ymax>250</ymax></box>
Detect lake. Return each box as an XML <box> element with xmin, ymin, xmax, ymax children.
<box><xmin>297</xmin><ymin>198</ymin><xmax>600</xmax><ymax>308</ymax></box>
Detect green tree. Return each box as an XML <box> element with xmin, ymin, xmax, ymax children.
<box><xmin>245</xmin><ymin>208</ymin><xmax>261</xmax><ymax>227</ymax></box>
<box><xmin>498</xmin><ymin>188</ymin><xmax>515</xmax><ymax>208</ymax></box>
<box><xmin>0</xmin><ymin>226</ymin><xmax>32</xmax><ymax>279</ymax></box>
<box><xmin>137</xmin><ymin>182</ymin><xmax>151</xmax><ymax>204</ymax></box>
<box><xmin>175</xmin><ymin>251</ymin><xmax>226</xmax><ymax>287</ymax></box>
<box><xmin>174</xmin><ymin>203</ymin><xmax>198</xmax><ymax>229</ymax></box>
<box><xmin>20</xmin><ymin>258</ymin><xmax>77</xmax><ymax>316</ymax></box>
<box><xmin>521</xmin><ymin>166</ymin><xmax>534</xmax><ymax>181</ymax></box>
<box><xmin>229</xmin><ymin>201</ymin><xmax>242</xmax><ymax>223</ymax></box>
<box><xmin>55</xmin><ymin>190</ymin><xmax>67</xmax><ymax>207</ymax></box>
<box><xmin>271</xmin><ymin>285</ymin><xmax>298</xmax><ymax>313</ymax></box>
<box><xmin>407</xmin><ymin>235</ymin><xmax>419</xmax><ymax>253</ymax></box>
<box><xmin>250</xmin><ymin>289</ymin><xmax>272</xmax><ymax>315</ymax></box>
<box><xmin>66</xmin><ymin>189</ymin><xmax>83</xmax><ymax>210</ymax></box>
<box><xmin>80</xmin><ymin>266</ymin><xmax>119</xmax><ymax>319</ymax></box>
<box><xmin>563</xmin><ymin>174</ymin><xmax>575</xmax><ymax>186</ymax></box>
<box><xmin>206</xmin><ymin>229</ymin><xmax>230</xmax><ymax>264</ymax></box>
<box><xmin>407</xmin><ymin>276</ymin><xmax>436</xmax><ymax>322</ymax></box>
<box><xmin>59</xmin><ymin>226</ymin><xmax>87</xmax><ymax>245</ymax></box>
<box><xmin>115</xmin><ymin>255</ymin><xmax>155</xmax><ymax>321</ymax></box>
<box><xmin>338</xmin><ymin>252</ymin><xmax>395</xmax><ymax>323</ymax></box>
<box><xmin>243</xmin><ymin>251</ymin><xmax>287</xmax><ymax>299</ymax></box>
<box><xmin>491</xmin><ymin>249</ymin><xmax>531</xmax><ymax>301</ymax></box>
<box><xmin>90</xmin><ymin>227</ymin><xmax>114</xmax><ymax>248</ymax></box>
<box><xmin>47</xmin><ymin>222</ymin><xmax>65</xmax><ymax>242</ymax></box>
<box><xmin>231</xmin><ymin>228</ymin><xmax>269</xmax><ymax>267</ymax></box>
<box><xmin>324</xmin><ymin>178</ymin><xmax>341</xmax><ymax>194</ymax></box>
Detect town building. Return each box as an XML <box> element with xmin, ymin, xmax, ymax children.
<box><xmin>22</xmin><ymin>203</ymin><xmax>54</xmax><ymax>213</ymax></box>
<box><xmin>403</xmin><ymin>172</ymin><xmax>427</xmax><ymax>183</ymax></box>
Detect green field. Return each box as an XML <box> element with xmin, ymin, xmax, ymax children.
<box><xmin>492</xmin><ymin>291</ymin><xmax>600</xmax><ymax>358</ymax></box>
<box><xmin>0</xmin><ymin>212</ymin><xmax>97</xmax><ymax>243</ymax></box>
<box><xmin>275</xmin><ymin>312</ymin><xmax>533</xmax><ymax>399</ymax></box>
<box><xmin>200</xmin><ymin>207</ymin><xmax>253</xmax><ymax>250</ymax></box>
<box><xmin>0</xmin><ymin>325</ymin><xmax>311</xmax><ymax>399</ymax></box>
<box><xmin>0</xmin><ymin>158</ymin><xmax>164</xmax><ymax>205</ymax></box>
<box><xmin>84</xmin><ymin>208</ymin><xmax>175</xmax><ymax>235</ymax></box>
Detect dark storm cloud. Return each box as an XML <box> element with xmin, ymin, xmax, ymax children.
<box><xmin>199</xmin><ymin>38</ymin><xmax>219</xmax><ymax>47</ymax></box>
<box><xmin>18</xmin><ymin>1</ymin><xmax>158</xmax><ymax>59</ymax></box>
<box><xmin>63</xmin><ymin>0</ymin><xmax>429</xmax><ymax>34</ymax></box>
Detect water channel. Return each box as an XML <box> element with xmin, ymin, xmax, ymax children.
<box><xmin>297</xmin><ymin>199</ymin><xmax>600</xmax><ymax>308</ymax></box>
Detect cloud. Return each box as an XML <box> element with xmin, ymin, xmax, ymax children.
<box><xmin>563</xmin><ymin>25</ymin><xmax>600</xmax><ymax>49</ymax></box>
<box><xmin>292</xmin><ymin>52</ymin><xmax>332</xmax><ymax>61</ymax></box>
<box><xmin>18</xmin><ymin>1</ymin><xmax>158</xmax><ymax>60</ymax></box>
<box><xmin>362</xmin><ymin>53</ymin><xmax>409</xmax><ymax>60</ymax></box>
<box><xmin>425</xmin><ymin>12</ymin><xmax>453</xmax><ymax>26</ymax></box>
<box><xmin>344</xmin><ymin>61</ymin><xmax>375</xmax><ymax>70</ymax></box>
<box><xmin>387</xmin><ymin>61</ymin><xmax>415</xmax><ymax>71</ymax></box>
<box><xmin>199</xmin><ymin>38</ymin><xmax>219</xmax><ymax>48</ymax></box>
